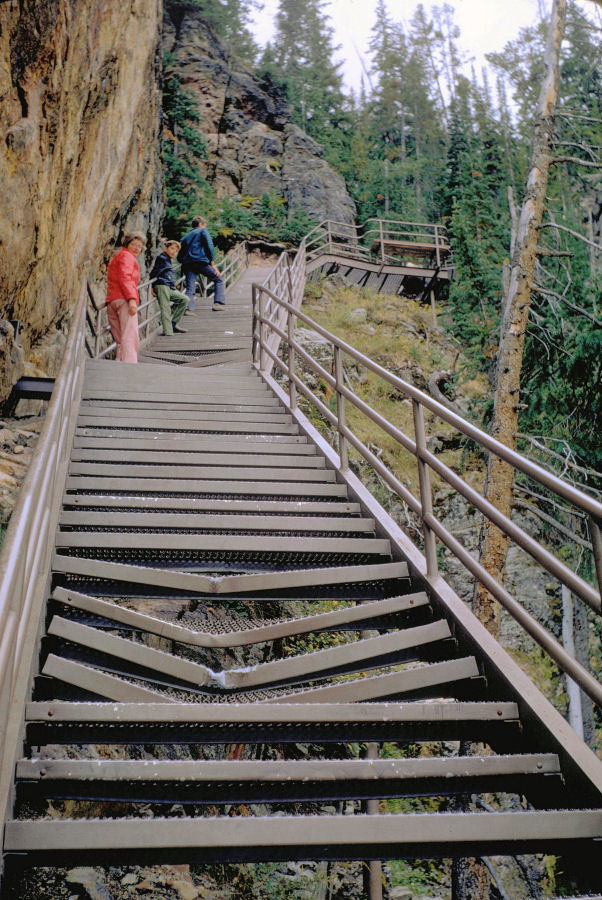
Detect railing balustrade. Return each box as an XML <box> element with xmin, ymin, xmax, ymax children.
<box><xmin>304</xmin><ymin>218</ymin><xmax>453</xmax><ymax>271</ymax></box>
<box><xmin>0</xmin><ymin>281</ymin><xmax>87</xmax><ymax>817</ymax></box>
<box><xmin>252</xmin><ymin>258</ymin><xmax>602</xmax><ymax>710</ymax></box>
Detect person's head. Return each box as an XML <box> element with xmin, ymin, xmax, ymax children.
<box><xmin>191</xmin><ymin>216</ymin><xmax>207</xmax><ymax>229</ymax></box>
<box><xmin>164</xmin><ymin>240</ymin><xmax>180</xmax><ymax>259</ymax></box>
<box><xmin>122</xmin><ymin>231</ymin><xmax>147</xmax><ymax>256</ymax></box>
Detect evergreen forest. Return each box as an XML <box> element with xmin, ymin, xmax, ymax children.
<box><xmin>164</xmin><ymin>0</ymin><xmax>601</xmax><ymax>496</ymax></box>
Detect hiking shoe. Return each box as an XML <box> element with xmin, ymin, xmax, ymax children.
<box><xmin>212</xmin><ymin>303</ymin><xmax>225</xmax><ymax>310</ymax></box>
<box><xmin>172</xmin><ymin>324</ymin><xmax>187</xmax><ymax>333</ymax></box>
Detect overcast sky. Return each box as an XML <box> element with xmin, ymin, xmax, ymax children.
<box><xmin>250</xmin><ymin>0</ymin><xmax>600</xmax><ymax>96</ymax></box>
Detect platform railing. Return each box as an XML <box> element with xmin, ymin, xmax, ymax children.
<box><xmin>304</xmin><ymin>218</ymin><xmax>453</xmax><ymax>271</ymax></box>
<box><xmin>252</xmin><ymin>277</ymin><xmax>602</xmax><ymax>709</ymax></box>
<box><xmin>0</xmin><ymin>280</ymin><xmax>87</xmax><ymax>825</ymax></box>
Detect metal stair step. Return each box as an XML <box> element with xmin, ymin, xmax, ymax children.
<box><xmin>68</xmin><ymin>452</ymin><xmax>325</xmax><ymax>468</ymax></box>
<box><xmin>6</xmin><ymin>810</ymin><xmax>602</xmax><ymax>864</ymax></box>
<box><xmin>72</xmin><ymin>436</ymin><xmax>317</xmax><ymax>454</ymax></box>
<box><xmin>46</xmin><ymin>615</ymin><xmax>450</xmax><ymax>690</ymax></box>
<box><xmin>74</xmin><ymin>406</ymin><xmax>291</xmax><ymax>423</ymax></box>
<box><xmin>81</xmin><ymin>399</ymin><xmax>283</xmax><ymax>412</ymax></box>
<box><xmin>15</xmin><ymin>754</ymin><xmax>561</xmax><ymax>804</ymax></box>
<box><xmin>25</xmin><ymin>700</ymin><xmax>521</xmax><ymax>746</ymax></box>
<box><xmin>39</xmin><ymin>653</ymin><xmax>480</xmax><ymax>705</ymax></box>
<box><xmin>59</xmin><ymin>512</ymin><xmax>371</xmax><ymax>533</ymax></box>
<box><xmin>75</xmin><ymin>431</ymin><xmax>311</xmax><ymax>445</ymax></box>
<box><xmin>67</xmin><ymin>464</ymin><xmax>336</xmax><ymax>482</ymax></box>
<box><xmin>51</xmin><ymin>588</ymin><xmax>427</xmax><ymax>646</ymax></box>
<box><xmin>76</xmin><ymin>416</ymin><xmax>300</xmax><ymax>434</ymax></box>
<box><xmin>61</xmin><ymin>497</ymin><xmax>361</xmax><ymax>515</ymax></box>
<box><xmin>55</xmin><ymin>533</ymin><xmax>390</xmax><ymax>556</ymax></box>
<box><xmin>51</xmin><ymin>558</ymin><xmax>410</xmax><ymax>594</ymax></box>
<box><xmin>64</xmin><ymin>477</ymin><xmax>349</xmax><ymax>497</ymax></box>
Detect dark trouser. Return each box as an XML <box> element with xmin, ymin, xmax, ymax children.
<box><xmin>155</xmin><ymin>285</ymin><xmax>188</xmax><ymax>335</ymax></box>
<box><xmin>183</xmin><ymin>264</ymin><xmax>225</xmax><ymax>310</ymax></box>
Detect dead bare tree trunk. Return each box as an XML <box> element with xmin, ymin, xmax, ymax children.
<box><xmin>454</xmin><ymin>6</ymin><xmax>567</xmax><ymax>900</ymax></box>
<box><xmin>474</xmin><ymin>0</ymin><xmax>567</xmax><ymax>638</ymax></box>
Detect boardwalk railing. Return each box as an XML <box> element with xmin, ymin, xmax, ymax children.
<box><xmin>304</xmin><ymin>218</ymin><xmax>453</xmax><ymax>271</ymax></box>
<box><xmin>252</xmin><ymin>270</ymin><xmax>602</xmax><ymax>710</ymax></box>
<box><xmin>0</xmin><ymin>281</ymin><xmax>88</xmax><ymax>821</ymax></box>
<box><xmin>86</xmin><ymin>242</ymin><xmax>249</xmax><ymax>359</ymax></box>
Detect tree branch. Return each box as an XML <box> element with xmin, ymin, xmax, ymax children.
<box><xmin>515</xmin><ymin>498</ymin><xmax>593</xmax><ymax>551</ymax></box>
<box><xmin>532</xmin><ymin>283</ymin><xmax>602</xmax><ymax>326</ymax></box>
<box><xmin>516</xmin><ymin>434</ymin><xmax>602</xmax><ymax>481</ymax></box>
<box><xmin>538</xmin><ymin>221</ymin><xmax>602</xmax><ymax>250</ymax></box>
<box><xmin>551</xmin><ymin>155</ymin><xmax>602</xmax><ymax>168</ymax></box>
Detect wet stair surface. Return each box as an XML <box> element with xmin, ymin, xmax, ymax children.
<box><xmin>3</xmin><ymin>270</ymin><xmax>602</xmax><ymax>890</ymax></box>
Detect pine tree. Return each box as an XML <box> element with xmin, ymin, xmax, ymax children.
<box><xmin>265</xmin><ymin>0</ymin><xmax>351</xmax><ymax>160</ymax></box>
<box><xmin>165</xmin><ymin>0</ymin><xmax>261</xmax><ymax>65</ymax></box>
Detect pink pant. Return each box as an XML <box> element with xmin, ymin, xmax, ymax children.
<box><xmin>107</xmin><ymin>298</ymin><xmax>139</xmax><ymax>363</ymax></box>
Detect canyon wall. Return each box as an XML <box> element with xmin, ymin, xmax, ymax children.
<box><xmin>163</xmin><ymin>5</ymin><xmax>357</xmax><ymax>228</ymax></box>
<box><xmin>0</xmin><ymin>0</ymin><xmax>164</xmax><ymax>399</ymax></box>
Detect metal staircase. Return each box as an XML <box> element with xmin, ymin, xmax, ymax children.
<box><xmin>1</xmin><ymin>223</ymin><xmax>601</xmax><ymax>897</ymax></box>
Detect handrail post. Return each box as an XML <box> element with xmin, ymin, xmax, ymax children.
<box><xmin>334</xmin><ymin>345</ymin><xmax>349</xmax><ymax>471</ymax></box>
<box><xmin>434</xmin><ymin>223</ymin><xmax>441</xmax><ymax>268</ymax></box>
<box><xmin>288</xmin><ymin>308</ymin><xmax>297</xmax><ymax>411</ymax></box>
<box><xmin>252</xmin><ymin>284</ymin><xmax>259</xmax><ymax>365</ymax></box>
<box><xmin>412</xmin><ymin>399</ymin><xmax>438</xmax><ymax>577</ymax></box>
<box><xmin>589</xmin><ymin>515</ymin><xmax>602</xmax><ymax>602</ymax></box>
<box><xmin>259</xmin><ymin>290</ymin><xmax>267</xmax><ymax>373</ymax></box>
<box><xmin>379</xmin><ymin>219</ymin><xmax>385</xmax><ymax>264</ymax></box>
<box><xmin>94</xmin><ymin>308</ymin><xmax>102</xmax><ymax>358</ymax></box>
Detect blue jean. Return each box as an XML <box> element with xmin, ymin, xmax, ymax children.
<box><xmin>183</xmin><ymin>264</ymin><xmax>225</xmax><ymax>310</ymax></box>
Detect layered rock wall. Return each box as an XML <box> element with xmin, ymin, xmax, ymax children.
<box><xmin>0</xmin><ymin>0</ymin><xmax>164</xmax><ymax>399</ymax></box>
<box><xmin>163</xmin><ymin>7</ymin><xmax>356</xmax><ymax>228</ymax></box>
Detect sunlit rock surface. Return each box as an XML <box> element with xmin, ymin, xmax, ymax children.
<box><xmin>0</xmin><ymin>0</ymin><xmax>164</xmax><ymax>399</ymax></box>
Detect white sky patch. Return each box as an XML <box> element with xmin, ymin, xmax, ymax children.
<box><xmin>250</xmin><ymin>0</ymin><xmax>600</xmax><ymax>96</ymax></box>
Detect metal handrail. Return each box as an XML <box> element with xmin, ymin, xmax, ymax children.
<box><xmin>252</xmin><ymin>273</ymin><xmax>602</xmax><ymax>709</ymax></box>
<box><xmin>0</xmin><ymin>280</ymin><xmax>87</xmax><ymax>808</ymax></box>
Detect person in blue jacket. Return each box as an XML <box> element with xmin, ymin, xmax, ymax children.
<box><xmin>177</xmin><ymin>216</ymin><xmax>226</xmax><ymax>312</ymax></box>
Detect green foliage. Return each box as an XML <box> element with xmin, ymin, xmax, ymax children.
<box><xmin>161</xmin><ymin>60</ymin><xmax>209</xmax><ymax>237</ymax></box>
<box><xmin>259</xmin><ymin>0</ymin><xmax>353</xmax><ymax>166</ymax></box>
<box><xmin>164</xmin><ymin>0</ymin><xmax>261</xmax><ymax>65</ymax></box>
<box><xmin>194</xmin><ymin>191</ymin><xmax>319</xmax><ymax>249</ymax></box>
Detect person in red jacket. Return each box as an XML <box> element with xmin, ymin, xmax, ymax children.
<box><xmin>105</xmin><ymin>231</ymin><xmax>146</xmax><ymax>363</ymax></box>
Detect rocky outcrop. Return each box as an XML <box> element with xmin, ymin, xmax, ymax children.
<box><xmin>163</xmin><ymin>6</ymin><xmax>356</xmax><ymax>226</ymax></box>
<box><xmin>0</xmin><ymin>0</ymin><xmax>164</xmax><ymax>401</ymax></box>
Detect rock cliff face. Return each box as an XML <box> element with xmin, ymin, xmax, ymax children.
<box><xmin>0</xmin><ymin>0</ymin><xmax>164</xmax><ymax>400</ymax></box>
<box><xmin>163</xmin><ymin>5</ymin><xmax>356</xmax><ymax>226</ymax></box>
<box><xmin>0</xmin><ymin>1</ymin><xmax>356</xmax><ymax>403</ymax></box>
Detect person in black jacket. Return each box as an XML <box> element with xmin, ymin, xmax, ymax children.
<box><xmin>149</xmin><ymin>241</ymin><xmax>188</xmax><ymax>335</ymax></box>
